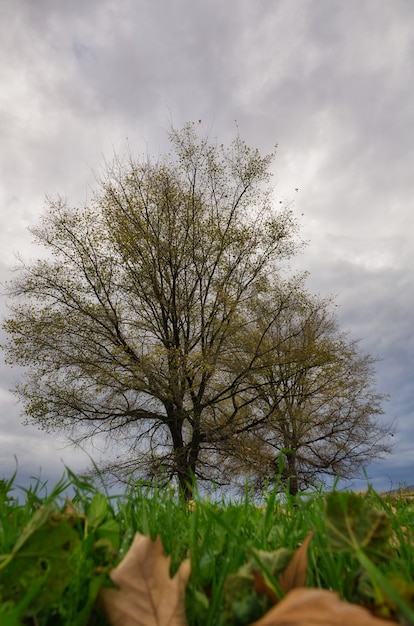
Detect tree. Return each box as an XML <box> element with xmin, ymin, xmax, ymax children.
<box><xmin>215</xmin><ymin>287</ymin><xmax>393</xmax><ymax>495</ymax></box>
<box><xmin>2</xmin><ymin>123</ymin><xmax>392</xmax><ymax>498</ymax></box>
<box><xmin>2</xmin><ymin>123</ymin><xmax>301</xmax><ymax>498</ymax></box>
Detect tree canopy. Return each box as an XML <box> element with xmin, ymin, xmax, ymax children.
<box><xmin>215</xmin><ymin>288</ymin><xmax>391</xmax><ymax>494</ymax></box>
<box><xmin>2</xmin><ymin>123</ymin><xmax>392</xmax><ymax>497</ymax></box>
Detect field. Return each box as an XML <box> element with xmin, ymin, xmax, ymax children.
<box><xmin>1</xmin><ymin>470</ymin><xmax>414</xmax><ymax>625</ymax></box>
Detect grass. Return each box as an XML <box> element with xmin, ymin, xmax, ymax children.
<box><xmin>0</xmin><ymin>470</ymin><xmax>414</xmax><ymax>625</ymax></box>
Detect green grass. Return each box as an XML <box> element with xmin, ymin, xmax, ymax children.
<box><xmin>0</xmin><ymin>470</ymin><xmax>414</xmax><ymax>625</ymax></box>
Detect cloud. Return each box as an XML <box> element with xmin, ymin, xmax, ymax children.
<box><xmin>0</xmin><ymin>0</ymin><xmax>413</xmax><ymax>493</ymax></box>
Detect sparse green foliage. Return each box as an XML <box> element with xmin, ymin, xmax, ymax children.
<box><xmin>216</xmin><ymin>290</ymin><xmax>392</xmax><ymax>494</ymax></box>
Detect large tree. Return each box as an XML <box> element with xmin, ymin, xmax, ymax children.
<box><xmin>216</xmin><ymin>287</ymin><xmax>393</xmax><ymax>495</ymax></box>
<box><xmin>2</xmin><ymin>124</ymin><xmax>301</xmax><ymax>497</ymax></box>
<box><xmin>2</xmin><ymin>124</ymin><xmax>392</xmax><ymax>497</ymax></box>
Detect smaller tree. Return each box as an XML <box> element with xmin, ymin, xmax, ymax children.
<box><xmin>216</xmin><ymin>286</ymin><xmax>393</xmax><ymax>495</ymax></box>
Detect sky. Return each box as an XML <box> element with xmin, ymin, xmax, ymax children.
<box><xmin>0</xmin><ymin>0</ymin><xmax>413</xmax><ymax>495</ymax></box>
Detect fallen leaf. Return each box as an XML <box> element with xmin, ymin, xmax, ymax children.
<box><xmin>253</xmin><ymin>571</ymin><xmax>279</xmax><ymax>604</ymax></box>
<box><xmin>0</xmin><ymin>507</ymin><xmax>80</xmax><ymax>615</ymax></box>
<box><xmin>250</xmin><ymin>588</ymin><xmax>397</xmax><ymax>625</ymax></box>
<box><xmin>278</xmin><ymin>532</ymin><xmax>313</xmax><ymax>594</ymax></box>
<box><xmin>325</xmin><ymin>492</ymin><xmax>391</xmax><ymax>556</ymax></box>
<box><xmin>223</xmin><ymin>548</ymin><xmax>292</xmax><ymax>624</ymax></box>
<box><xmin>98</xmin><ymin>532</ymin><xmax>191</xmax><ymax>626</ymax></box>
<box><xmin>252</xmin><ymin>532</ymin><xmax>313</xmax><ymax>608</ymax></box>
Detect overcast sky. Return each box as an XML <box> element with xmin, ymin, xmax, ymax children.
<box><xmin>1</xmin><ymin>0</ymin><xmax>413</xmax><ymax>494</ymax></box>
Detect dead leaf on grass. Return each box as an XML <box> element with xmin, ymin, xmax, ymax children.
<box><xmin>98</xmin><ymin>532</ymin><xmax>191</xmax><ymax>626</ymax></box>
<box><xmin>250</xmin><ymin>587</ymin><xmax>398</xmax><ymax>625</ymax></box>
<box><xmin>252</xmin><ymin>531</ymin><xmax>313</xmax><ymax>607</ymax></box>
<box><xmin>278</xmin><ymin>532</ymin><xmax>313</xmax><ymax>594</ymax></box>
<box><xmin>253</xmin><ymin>571</ymin><xmax>279</xmax><ymax>604</ymax></box>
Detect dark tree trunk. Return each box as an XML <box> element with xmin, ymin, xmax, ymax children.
<box><xmin>167</xmin><ymin>409</ymin><xmax>199</xmax><ymax>501</ymax></box>
<box><xmin>177</xmin><ymin>470</ymin><xmax>194</xmax><ymax>501</ymax></box>
<box><xmin>283</xmin><ymin>450</ymin><xmax>299</xmax><ymax>496</ymax></box>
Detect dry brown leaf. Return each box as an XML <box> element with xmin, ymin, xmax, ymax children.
<box><xmin>253</xmin><ymin>570</ymin><xmax>279</xmax><ymax>604</ymax></box>
<box><xmin>98</xmin><ymin>532</ymin><xmax>191</xmax><ymax>626</ymax></box>
<box><xmin>278</xmin><ymin>532</ymin><xmax>313</xmax><ymax>594</ymax></box>
<box><xmin>250</xmin><ymin>588</ymin><xmax>398</xmax><ymax>626</ymax></box>
<box><xmin>252</xmin><ymin>532</ymin><xmax>314</xmax><ymax>605</ymax></box>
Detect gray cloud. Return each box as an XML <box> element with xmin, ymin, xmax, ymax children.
<box><xmin>1</xmin><ymin>0</ymin><xmax>413</xmax><ymax>492</ymax></box>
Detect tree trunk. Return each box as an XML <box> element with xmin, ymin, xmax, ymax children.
<box><xmin>167</xmin><ymin>410</ymin><xmax>195</xmax><ymax>501</ymax></box>
<box><xmin>283</xmin><ymin>450</ymin><xmax>299</xmax><ymax>496</ymax></box>
<box><xmin>177</xmin><ymin>469</ymin><xmax>194</xmax><ymax>501</ymax></box>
